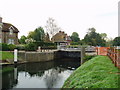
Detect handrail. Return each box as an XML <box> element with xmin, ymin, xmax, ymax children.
<box><xmin>57</xmin><ymin>45</ymin><xmax>96</xmax><ymax>51</ymax></box>
<box><xmin>107</xmin><ymin>47</ymin><xmax>120</xmax><ymax>69</ymax></box>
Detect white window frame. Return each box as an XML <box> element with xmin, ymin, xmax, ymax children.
<box><xmin>9</xmin><ymin>26</ymin><xmax>14</xmax><ymax>35</ymax></box>
<box><xmin>8</xmin><ymin>39</ymin><xmax>14</xmax><ymax>44</ymax></box>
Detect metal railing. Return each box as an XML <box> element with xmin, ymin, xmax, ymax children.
<box><xmin>57</xmin><ymin>45</ymin><xmax>96</xmax><ymax>52</ymax></box>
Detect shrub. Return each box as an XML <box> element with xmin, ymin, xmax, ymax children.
<box><xmin>0</xmin><ymin>43</ymin><xmax>9</xmax><ymax>51</ymax></box>
<box><xmin>83</xmin><ymin>55</ymin><xmax>95</xmax><ymax>62</ymax></box>
<box><xmin>8</xmin><ymin>44</ymin><xmax>16</xmax><ymax>51</ymax></box>
<box><xmin>16</xmin><ymin>44</ymin><xmax>25</xmax><ymax>50</ymax></box>
<box><xmin>25</xmin><ymin>43</ymin><xmax>37</xmax><ymax>51</ymax></box>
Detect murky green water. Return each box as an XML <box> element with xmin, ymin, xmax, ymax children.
<box><xmin>2</xmin><ymin>59</ymin><xmax>80</xmax><ymax>89</ymax></box>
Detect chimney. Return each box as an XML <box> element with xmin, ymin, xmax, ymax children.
<box><xmin>59</xmin><ymin>31</ymin><xmax>62</xmax><ymax>33</ymax></box>
<box><xmin>0</xmin><ymin>17</ymin><xmax>2</xmax><ymax>23</ymax></box>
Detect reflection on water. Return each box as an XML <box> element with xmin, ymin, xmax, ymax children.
<box><xmin>2</xmin><ymin>59</ymin><xmax>80</xmax><ymax>89</ymax></box>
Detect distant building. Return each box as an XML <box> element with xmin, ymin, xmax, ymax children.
<box><xmin>51</xmin><ymin>31</ymin><xmax>72</xmax><ymax>45</ymax></box>
<box><xmin>44</xmin><ymin>33</ymin><xmax>51</xmax><ymax>42</ymax></box>
<box><xmin>0</xmin><ymin>17</ymin><xmax>19</xmax><ymax>44</ymax></box>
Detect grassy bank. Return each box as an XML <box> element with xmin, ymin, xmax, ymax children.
<box><xmin>0</xmin><ymin>51</ymin><xmax>14</xmax><ymax>61</ymax></box>
<box><xmin>62</xmin><ymin>56</ymin><xmax>119</xmax><ymax>88</ymax></box>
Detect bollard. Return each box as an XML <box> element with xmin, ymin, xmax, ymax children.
<box><xmin>38</xmin><ymin>46</ymin><xmax>41</xmax><ymax>52</ymax></box>
<box><xmin>14</xmin><ymin>49</ymin><xmax>18</xmax><ymax>64</ymax></box>
<box><xmin>81</xmin><ymin>46</ymin><xmax>85</xmax><ymax>64</ymax></box>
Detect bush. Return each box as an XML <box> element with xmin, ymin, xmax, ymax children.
<box><xmin>83</xmin><ymin>55</ymin><xmax>95</xmax><ymax>62</ymax></box>
<box><xmin>35</xmin><ymin>41</ymin><xmax>57</xmax><ymax>50</ymax></box>
<box><xmin>8</xmin><ymin>44</ymin><xmax>16</xmax><ymax>51</ymax></box>
<box><xmin>41</xmin><ymin>46</ymin><xmax>57</xmax><ymax>49</ymax></box>
<box><xmin>16</xmin><ymin>45</ymin><xmax>25</xmax><ymax>50</ymax></box>
<box><xmin>0</xmin><ymin>43</ymin><xmax>9</xmax><ymax>51</ymax></box>
<box><xmin>1</xmin><ymin>43</ymin><xmax>16</xmax><ymax>51</ymax></box>
<box><xmin>25</xmin><ymin>43</ymin><xmax>37</xmax><ymax>51</ymax></box>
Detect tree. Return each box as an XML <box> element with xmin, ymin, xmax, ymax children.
<box><xmin>71</xmin><ymin>32</ymin><xmax>80</xmax><ymax>42</ymax></box>
<box><xmin>27</xmin><ymin>27</ymin><xmax>45</xmax><ymax>42</ymax></box>
<box><xmin>19</xmin><ymin>35</ymin><xmax>27</xmax><ymax>44</ymax></box>
<box><xmin>100</xmin><ymin>33</ymin><xmax>107</xmax><ymax>40</ymax></box>
<box><xmin>34</xmin><ymin>27</ymin><xmax>45</xmax><ymax>42</ymax></box>
<box><xmin>27</xmin><ymin>31</ymin><xmax>35</xmax><ymax>39</ymax></box>
<box><xmin>113</xmin><ymin>36</ymin><xmax>120</xmax><ymax>46</ymax></box>
<box><xmin>45</xmin><ymin>17</ymin><xmax>61</xmax><ymax>39</ymax></box>
<box><xmin>106</xmin><ymin>37</ymin><xmax>113</xmax><ymax>47</ymax></box>
<box><xmin>83</xmin><ymin>28</ymin><xmax>106</xmax><ymax>46</ymax></box>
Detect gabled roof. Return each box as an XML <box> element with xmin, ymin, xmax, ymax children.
<box><xmin>2</xmin><ymin>22</ymin><xmax>19</xmax><ymax>33</ymax></box>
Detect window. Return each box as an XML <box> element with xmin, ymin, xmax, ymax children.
<box><xmin>0</xmin><ymin>38</ymin><xmax>1</xmax><ymax>43</ymax></box>
<box><xmin>8</xmin><ymin>39</ymin><xmax>14</xmax><ymax>44</ymax></box>
<box><xmin>9</xmin><ymin>26</ymin><xmax>14</xmax><ymax>35</ymax></box>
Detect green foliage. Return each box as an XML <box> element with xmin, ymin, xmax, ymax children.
<box><xmin>27</xmin><ymin>27</ymin><xmax>45</xmax><ymax>42</ymax></box>
<box><xmin>0</xmin><ymin>43</ymin><xmax>16</xmax><ymax>51</ymax></box>
<box><xmin>19</xmin><ymin>35</ymin><xmax>27</xmax><ymax>44</ymax></box>
<box><xmin>0</xmin><ymin>51</ymin><xmax>14</xmax><ymax>60</ymax></box>
<box><xmin>25</xmin><ymin>43</ymin><xmax>37</xmax><ymax>51</ymax></box>
<box><xmin>70</xmin><ymin>42</ymin><xmax>79</xmax><ymax>45</ymax></box>
<box><xmin>0</xmin><ymin>43</ymin><xmax>9</xmax><ymax>51</ymax></box>
<box><xmin>35</xmin><ymin>41</ymin><xmax>57</xmax><ymax>49</ymax></box>
<box><xmin>83</xmin><ymin>28</ymin><xmax>106</xmax><ymax>46</ymax></box>
<box><xmin>62</xmin><ymin>56</ymin><xmax>119</xmax><ymax>88</ymax></box>
<box><xmin>8</xmin><ymin>44</ymin><xmax>16</xmax><ymax>51</ymax></box>
<box><xmin>100</xmin><ymin>33</ymin><xmax>107</xmax><ymax>40</ymax></box>
<box><xmin>27</xmin><ymin>31</ymin><xmax>35</xmax><ymax>39</ymax></box>
<box><xmin>16</xmin><ymin>44</ymin><xmax>25</xmax><ymax>50</ymax></box>
<box><xmin>106</xmin><ymin>38</ymin><xmax>113</xmax><ymax>47</ymax></box>
<box><xmin>71</xmin><ymin>32</ymin><xmax>80</xmax><ymax>42</ymax></box>
<box><xmin>113</xmin><ymin>36</ymin><xmax>120</xmax><ymax>46</ymax></box>
<box><xmin>83</xmin><ymin>55</ymin><xmax>95</xmax><ymax>62</ymax></box>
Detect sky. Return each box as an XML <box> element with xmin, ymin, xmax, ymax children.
<box><xmin>0</xmin><ymin>0</ymin><xmax>119</xmax><ymax>39</ymax></box>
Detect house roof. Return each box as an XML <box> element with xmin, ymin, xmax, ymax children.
<box><xmin>51</xmin><ymin>31</ymin><xmax>72</xmax><ymax>43</ymax></box>
<box><xmin>2</xmin><ymin>22</ymin><xmax>19</xmax><ymax>33</ymax></box>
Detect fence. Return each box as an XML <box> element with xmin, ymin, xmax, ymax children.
<box><xmin>96</xmin><ymin>47</ymin><xmax>110</xmax><ymax>56</ymax></box>
<box><xmin>107</xmin><ymin>47</ymin><xmax>120</xmax><ymax>69</ymax></box>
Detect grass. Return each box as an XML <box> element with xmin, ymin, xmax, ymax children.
<box><xmin>0</xmin><ymin>51</ymin><xmax>14</xmax><ymax>61</ymax></box>
<box><xmin>62</xmin><ymin>56</ymin><xmax>119</xmax><ymax>88</ymax></box>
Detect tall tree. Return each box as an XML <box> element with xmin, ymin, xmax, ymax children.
<box><xmin>71</xmin><ymin>32</ymin><xmax>80</xmax><ymax>42</ymax></box>
<box><xmin>45</xmin><ymin>17</ymin><xmax>61</xmax><ymax>39</ymax></box>
<box><xmin>19</xmin><ymin>35</ymin><xmax>27</xmax><ymax>44</ymax></box>
<box><xmin>27</xmin><ymin>31</ymin><xmax>35</xmax><ymax>39</ymax></box>
<box><xmin>113</xmin><ymin>36</ymin><xmax>120</xmax><ymax>46</ymax></box>
<box><xmin>27</xmin><ymin>27</ymin><xmax>45</xmax><ymax>42</ymax></box>
<box><xmin>106</xmin><ymin>37</ymin><xmax>113</xmax><ymax>47</ymax></box>
<box><xmin>34</xmin><ymin>27</ymin><xmax>45</xmax><ymax>42</ymax></box>
<box><xmin>100</xmin><ymin>33</ymin><xmax>107</xmax><ymax>40</ymax></box>
<box><xmin>84</xmin><ymin>28</ymin><xmax>106</xmax><ymax>46</ymax></box>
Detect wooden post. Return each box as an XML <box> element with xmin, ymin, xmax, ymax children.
<box><xmin>14</xmin><ymin>67</ymin><xmax>18</xmax><ymax>83</ymax></box>
<box><xmin>14</xmin><ymin>49</ymin><xmax>18</xmax><ymax>63</ymax></box>
<box><xmin>81</xmin><ymin>46</ymin><xmax>85</xmax><ymax>64</ymax></box>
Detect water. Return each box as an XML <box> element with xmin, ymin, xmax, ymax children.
<box><xmin>2</xmin><ymin>59</ymin><xmax>80</xmax><ymax>89</ymax></box>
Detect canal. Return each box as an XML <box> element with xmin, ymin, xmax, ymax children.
<box><xmin>2</xmin><ymin>59</ymin><xmax>80</xmax><ymax>89</ymax></box>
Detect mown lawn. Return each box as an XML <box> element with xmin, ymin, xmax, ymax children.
<box><xmin>0</xmin><ymin>51</ymin><xmax>14</xmax><ymax>61</ymax></box>
<box><xmin>62</xmin><ymin>56</ymin><xmax>119</xmax><ymax>88</ymax></box>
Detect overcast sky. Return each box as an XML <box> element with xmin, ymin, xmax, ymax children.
<box><xmin>0</xmin><ymin>0</ymin><xmax>119</xmax><ymax>39</ymax></box>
